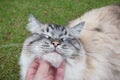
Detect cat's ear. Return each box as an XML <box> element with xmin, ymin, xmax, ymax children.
<box><xmin>27</xmin><ymin>14</ymin><xmax>42</xmax><ymax>33</ymax></box>
<box><xmin>70</xmin><ymin>21</ymin><xmax>85</xmax><ymax>37</ymax></box>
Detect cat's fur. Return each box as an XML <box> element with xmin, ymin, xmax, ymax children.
<box><xmin>19</xmin><ymin>4</ymin><xmax>120</xmax><ymax>80</ymax></box>
<box><xmin>19</xmin><ymin>14</ymin><xmax>85</xmax><ymax>80</ymax></box>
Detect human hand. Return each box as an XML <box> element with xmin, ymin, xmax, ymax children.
<box><xmin>25</xmin><ymin>59</ymin><xmax>65</xmax><ymax>80</ymax></box>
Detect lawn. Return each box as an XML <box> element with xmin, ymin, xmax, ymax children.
<box><xmin>0</xmin><ymin>0</ymin><xmax>120</xmax><ymax>80</ymax></box>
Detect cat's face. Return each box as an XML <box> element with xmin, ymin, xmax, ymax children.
<box><xmin>25</xmin><ymin>14</ymin><xmax>84</xmax><ymax>67</ymax></box>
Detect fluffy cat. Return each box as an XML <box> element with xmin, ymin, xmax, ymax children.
<box><xmin>19</xmin><ymin>4</ymin><xmax>120</xmax><ymax>80</ymax></box>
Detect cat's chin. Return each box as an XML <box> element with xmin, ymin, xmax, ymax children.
<box><xmin>42</xmin><ymin>52</ymin><xmax>64</xmax><ymax>68</ymax></box>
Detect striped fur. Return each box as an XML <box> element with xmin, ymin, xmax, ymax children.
<box><xmin>19</xmin><ymin>14</ymin><xmax>84</xmax><ymax>80</ymax></box>
<box><xmin>19</xmin><ymin>4</ymin><xmax>120</xmax><ymax>80</ymax></box>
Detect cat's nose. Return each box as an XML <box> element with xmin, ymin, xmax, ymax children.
<box><xmin>52</xmin><ymin>41</ymin><xmax>60</xmax><ymax>47</ymax></box>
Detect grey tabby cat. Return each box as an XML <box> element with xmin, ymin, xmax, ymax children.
<box><xmin>19</xmin><ymin>4</ymin><xmax>120</xmax><ymax>80</ymax></box>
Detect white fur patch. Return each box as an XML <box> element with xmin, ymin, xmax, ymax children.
<box><xmin>42</xmin><ymin>52</ymin><xmax>63</xmax><ymax>68</ymax></box>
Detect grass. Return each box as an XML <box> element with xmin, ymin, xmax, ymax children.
<box><xmin>0</xmin><ymin>0</ymin><xmax>120</xmax><ymax>80</ymax></box>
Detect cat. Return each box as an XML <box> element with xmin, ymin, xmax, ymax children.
<box><xmin>19</xmin><ymin>4</ymin><xmax>120</xmax><ymax>80</ymax></box>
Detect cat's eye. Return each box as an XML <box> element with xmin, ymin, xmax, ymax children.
<box><xmin>44</xmin><ymin>35</ymin><xmax>51</xmax><ymax>39</ymax></box>
<box><xmin>31</xmin><ymin>33</ymin><xmax>41</xmax><ymax>37</ymax></box>
<box><xmin>61</xmin><ymin>37</ymin><xmax>73</xmax><ymax>42</ymax></box>
<box><xmin>61</xmin><ymin>38</ymin><xmax>67</xmax><ymax>41</ymax></box>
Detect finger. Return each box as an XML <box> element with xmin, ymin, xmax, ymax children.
<box><xmin>25</xmin><ymin>58</ymin><xmax>39</xmax><ymax>80</ymax></box>
<box><xmin>55</xmin><ymin>61</ymin><xmax>65</xmax><ymax>80</ymax></box>
<box><xmin>49</xmin><ymin>66</ymin><xmax>56</xmax><ymax>76</ymax></box>
<box><xmin>37</xmin><ymin>59</ymin><xmax>50</xmax><ymax>74</ymax></box>
<box><xmin>58</xmin><ymin>61</ymin><xmax>65</xmax><ymax>69</ymax></box>
<box><xmin>34</xmin><ymin>59</ymin><xmax>54</xmax><ymax>80</ymax></box>
<box><xmin>45</xmin><ymin>67</ymin><xmax>56</xmax><ymax>80</ymax></box>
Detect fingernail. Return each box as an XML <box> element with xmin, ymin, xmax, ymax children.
<box><xmin>59</xmin><ymin>60</ymin><xmax>65</xmax><ymax>68</ymax></box>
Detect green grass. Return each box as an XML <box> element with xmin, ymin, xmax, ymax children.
<box><xmin>0</xmin><ymin>0</ymin><xmax>120</xmax><ymax>80</ymax></box>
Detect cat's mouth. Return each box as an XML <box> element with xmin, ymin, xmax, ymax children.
<box><xmin>53</xmin><ymin>49</ymin><xmax>58</xmax><ymax>53</ymax></box>
<box><xmin>52</xmin><ymin>49</ymin><xmax>63</xmax><ymax>57</ymax></box>
<box><xmin>42</xmin><ymin>48</ymin><xmax>64</xmax><ymax>68</ymax></box>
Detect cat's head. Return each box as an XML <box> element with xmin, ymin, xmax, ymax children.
<box><xmin>25</xmin><ymin>14</ymin><xmax>85</xmax><ymax>67</ymax></box>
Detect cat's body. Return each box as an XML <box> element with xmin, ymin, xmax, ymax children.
<box><xmin>19</xmin><ymin>4</ymin><xmax>120</xmax><ymax>80</ymax></box>
<box><xmin>66</xmin><ymin>4</ymin><xmax>120</xmax><ymax>80</ymax></box>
